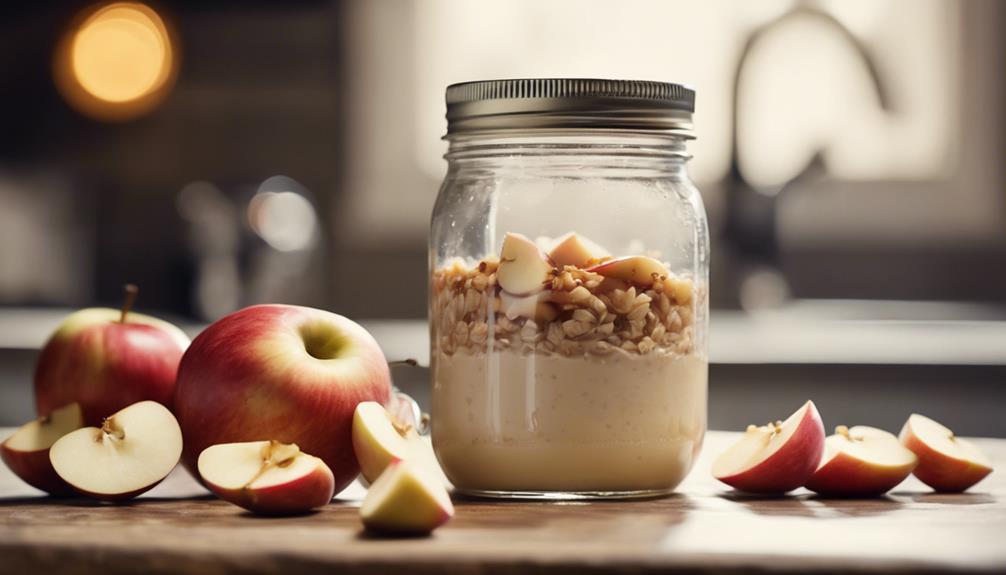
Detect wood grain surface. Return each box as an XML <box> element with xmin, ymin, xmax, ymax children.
<box><xmin>0</xmin><ymin>431</ymin><xmax>1003</xmax><ymax>574</ymax></box>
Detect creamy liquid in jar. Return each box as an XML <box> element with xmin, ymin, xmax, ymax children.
<box><xmin>433</xmin><ymin>349</ymin><xmax>707</xmax><ymax>492</ymax></box>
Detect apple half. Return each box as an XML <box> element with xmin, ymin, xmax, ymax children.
<box><xmin>497</xmin><ymin>233</ymin><xmax>554</xmax><ymax>296</ymax></box>
<box><xmin>1</xmin><ymin>403</ymin><xmax>83</xmax><ymax>496</ymax></box>
<box><xmin>899</xmin><ymin>414</ymin><xmax>993</xmax><ymax>493</ymax></box>
<box><xmin>198</xmin><ymin>440</ymin><xmax>335</xmax><ymax>515</ymax></box>
<box><xmin>49</xmin><ymin>401</ymin><xmax>182</xmax><ymax>501</ymax></box>
<box><xmin>712</xmin><ymin>400</ymin><xmax>825</xmax><ymax>494</ymax></box>
<box><xmin>360</xmin><ymin>459</ymin><xmax>454</xmax><ymax>535</ymax></box>
<box><xmin>805</xmin><ymin>425</ymin><xmax>918</xmax><ymax>497</ymax></box>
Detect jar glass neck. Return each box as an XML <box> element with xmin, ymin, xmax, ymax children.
<box><xmin>446</xmin><ymin>130</ymin><xmax>689</xmax><ymax>161</ymax></box>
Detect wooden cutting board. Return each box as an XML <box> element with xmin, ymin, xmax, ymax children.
<box><xmin>0</xmin><ymin>431</ymin><xmax>1003</xmax><ymax>574</ymax></box>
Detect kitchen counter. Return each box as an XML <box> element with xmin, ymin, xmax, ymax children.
<box><xmin>1</xmin><ymin>431</ymin><xmax>1003</xmax><ymax>574</ymax></box>
<box><xmin>6</xmin><ymin>302</ymin><xmax>1006</xmax><ymax>365</ymax></box>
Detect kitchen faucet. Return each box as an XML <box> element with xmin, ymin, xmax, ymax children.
<box><xmin>723</xmin><ymin>3</ymin><xmax>890</xmax><ymax>306</ymax></box>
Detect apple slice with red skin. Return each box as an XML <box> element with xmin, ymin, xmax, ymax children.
<box><xmin>353</xmin><ymin>401</ymin><xmax>447</xmax><ymax>487</ymax></box>
<box><xmin>899</xmin><ymin>414</ymin><xmax>993</xmax><ymax>493</ymax></box>
<box><xmin>586</xmin><ymin>255</ymin><xmax>670</xmax><ymax>288</ymax></box>
<box><xmin>198</xmin><ymin>440</ymin><xmax>335</xmax><ymax>515</ymax></box>
<box><xmin>547</xmin><ymin>233</ymin><xmax>610</xmax><ymax>268</ymax></box>
<box><xmin>712</xmin><ymin>400</ymin><xmax>825</xmax><ymax>494</ymax></box>
<box><xmin>360</xmin><ymin>459</ymin><xmax>454</xmax><ymax>536</ymax></box>
<box><xmin>354</xmin><ymin>401</ymin><xmax>422</xmax><ymax>484</ymax></box>
<box><xmin>50</xmin><ymin>401</ymin><xmax>182</xmax><ymax>501</ymax></box>
<box><xmin>805</xmin><ymin>425</ymin><xmax>918</xmax><ymax>497</ymax></box>
<box><xmin>1</xmin><ymin>403</ymin><xmax>83</xmax><ymax>496</ymax></box>
<box><xmin>497</xmin><ymin>233</ymin><xmax>555</xmax><ymax>296</ymax></box>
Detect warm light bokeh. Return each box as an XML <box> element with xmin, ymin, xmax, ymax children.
<box><xmin>55</xmin><ymin>2</ymin><xmax>177</xmax><ymax>121</ymax></box>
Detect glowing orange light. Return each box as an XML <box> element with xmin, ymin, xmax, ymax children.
<box><xmin>55</xmin><ymin>2</ymin><xmax>178</xmax><ymax>121</ymax></box>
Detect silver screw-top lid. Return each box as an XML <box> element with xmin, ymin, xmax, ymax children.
<box><xmin>445</xmin><ymin>78</ymin><xmax>694</xmax><ymax>136</ymax></box>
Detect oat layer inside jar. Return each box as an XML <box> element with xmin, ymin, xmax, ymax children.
<box><xmin>432</xmin><ymin>234</ymin><xmax>698</xmax><ymax>359</ymax></box>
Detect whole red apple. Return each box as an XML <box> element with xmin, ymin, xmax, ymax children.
<box><xmin>34</xmin><ymin>285</ymin><xmax>190</xmax><ymax>425</ymax></box>
<box><xmin>174</xmin><ymin>304</ymin><xmax>392</xmax><ymax>494</ymax></box>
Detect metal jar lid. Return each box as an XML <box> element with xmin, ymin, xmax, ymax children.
<box><xmin>445</xmin><ymin>78</ymin><xmax>694</xmax><ymax>136</ymax></box>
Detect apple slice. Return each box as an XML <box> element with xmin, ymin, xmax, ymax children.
<box><xmin>49</xmin><ymin>401</ymin><xmax>182</xmax><ymax>501</ymax></box>
<box><xmin>354</xmin><ymin>401</ymin><xmax>422</xmax><ymax>484</ymax></box>
<box><xmin>352</xmin><ymin>401</ymin><xmax>446</xmax><ymax>485</ymax></box>
<box><xmin>547</xmin><ymin>232</ymin><xmax>610</xmax><ymax>268</ymax></box>
<box><xmin>899</xmin><ymin>414</ymin><xmax>993</xmax><ymax>493</ymax></box>
<box><xmin>498</xmin><ymin>291</ymin><xmax>558</xmax><ymax>322</ymax></box>
<box><xmin>805</xmin><ymin>425</ymin><xmax>918</xmax><ymax>497</ymax></box>
<box><xmin>198</xmin><ymin>440</ymin><xmax>335</xmax><ymax>515</ymax></box>
<box><xmin>1</xmin><ymin>403</ymin><xmax>83</xmax><ymax>496</ymax></box>
<box><xmin>586</xmin><ymin>255</ymin><xmax>670</xmax><ymax>287</ymax></box>
<box><xmin>360</xmin><ymin>459</ymin><xmax>454</xmax><ymax>535</ymax></box>
<box><xmin>712</xmin><ymin>400</ymin><xmax>825</xmax><ymax>494</ymax></box>
<box><xmin>497</xmin><ymin>233</ymin><xmax>554</xmax><ymax>296</ymax></box>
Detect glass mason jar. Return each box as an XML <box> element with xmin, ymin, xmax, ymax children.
<box><xmin>429</xmin><ymin>79</ymin><xmax>708</xmax><ymax>499</ymax></box>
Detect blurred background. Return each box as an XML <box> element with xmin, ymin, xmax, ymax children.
<box><xmin>1</xmin><ymin>0</ymin><xmax>1004</xmax><ymax>433</ymax></box>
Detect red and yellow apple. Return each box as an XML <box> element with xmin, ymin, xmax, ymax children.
<box><xmin>712</xmin><ymin>400</ymin><xmax>825</xmax><ymax>494</ymax></box>
<box><xmin>1</xmin><ymin>403</ymin><xmax>83</xmax><ymax>496</ymax></box>
<box><xmin>805</xmin><ymin>425</ymin><xmax>917</xmax><ymax>497</ymax></box>
<box><xmin>49</xmin><ymin>401</ymin><xmax>182</xmax><ymax>501</ymax></box>
<box><xmin>174</xmin><ymin>304</ymin><xmax>392</xmax><ymax>494</ymax></box>
<box><xmin>900</xmin><ymin>414</ymin><xmax>993</xmax><ymax>493</ymax></box>
<box><xmin>360</xmin><ymin>459</ymin><xmax>454</xmax><ymax>535</ymax></box>
<box><xmin>198</xmin><ymin>440</ymin><xmax>335</xmax><ymax>515</ymax></box>
<box><xmin>34</xmin><ymin>286</ymin><xmax>190</xmax><ymax>425</ymax></box>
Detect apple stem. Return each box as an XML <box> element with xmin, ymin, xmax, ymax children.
<box><xmin>120</xmin><ymin>284</ymin><xmax>139</xmax><ymax>323</ymax></box>
<box><xmin>388</xmin><ymin>358</ymin><xmax>419</xmax><ymax>368</ymax></box>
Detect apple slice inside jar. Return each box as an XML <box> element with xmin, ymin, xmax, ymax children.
<box><xmin>586</xmin><ymin>255</ymin><xmax>670</xmax><ymax>287</ymax></box>
<box><xmin>499</xmin><ymin>291</ymin><xmax>559</xmax><ymax>322</ymax></box>
<box><xmin>547</xmin><ymin>232</ymin><xmax>610</xmax><ymax>268</ymax></box>
<box><xmin>497</xmin><ymin>233</ymin><xmax>555</xmax><ymax>296</ymax></box>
